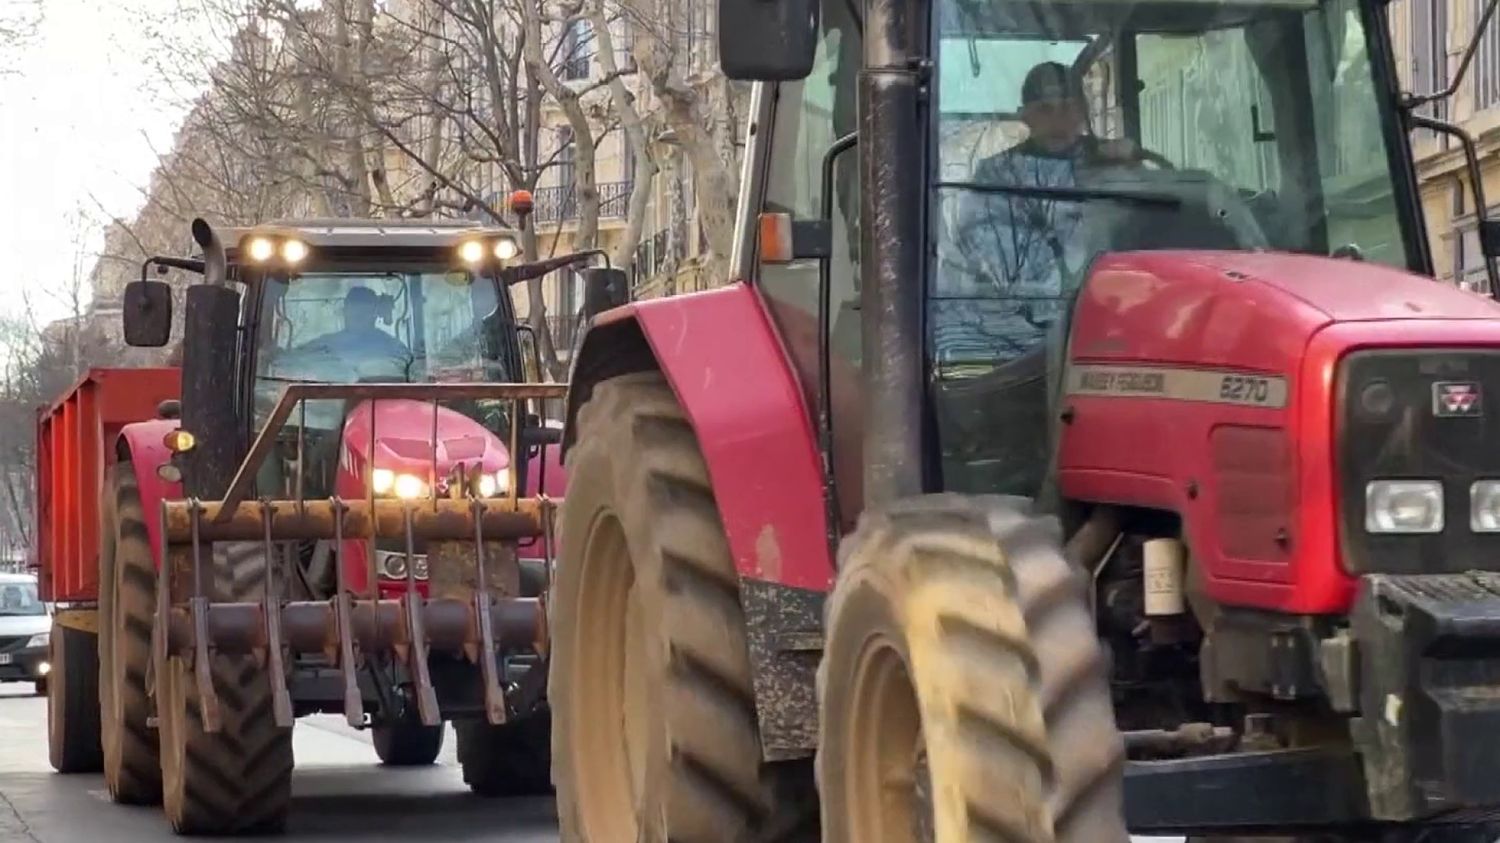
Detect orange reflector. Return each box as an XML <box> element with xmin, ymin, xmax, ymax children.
<box><xmin>163</xmin><ymin>430</ymin><xmax>196</xmax><ymax>453</ymax></box>
<box><xmin>758</xmin><ymin>212</ymin><xmax>794</xmax><ymax>264</ymax></box>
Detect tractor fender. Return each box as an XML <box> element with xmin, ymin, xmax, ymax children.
<box><xmin>116</xmin><ymin>418</ymin><xmax>184</xmax><ymax>571</ymax></box>
<box><xmin>564</xmin><ymin>283</ymin><xmax>835</xmax><ymax>592</ymax></box>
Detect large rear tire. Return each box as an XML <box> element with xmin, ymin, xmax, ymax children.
<box><xmin>99</xmin><ymin>462</ymin><xmax>162</xmax><ymax>805</ymax></box>
<box><xmin>372</xmin><ymin>720</ymin><xmax>445</xmax><ymax>767</ymax></box>
<box><xmin>456</xmin><ymin>710</ymin><xmax>552</xmax><ymax>796</ymax></box>
<box><xmin>157</xmin><ymin>541</ymin><xmax>293</xmax><ymax>835</ymax></box>
<box><xmin>817</xmin><ymin>495</ymin><xmax>1128</xmax><ymax>843</ymax></box>
<box><xmin>550</xmin><ymin>371</ymin><xmax>815</xmax><ymax>841</ymax></box>
<box><xmin>48</xmin><ymin>622</ymin><xmax>102</xmax><ymax>773</ymax></box>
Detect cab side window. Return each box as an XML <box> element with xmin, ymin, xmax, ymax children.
<box><xmin>755</xmin><ymin>0</ymin><xmax>862</xmax><ymax>528</ymax></box>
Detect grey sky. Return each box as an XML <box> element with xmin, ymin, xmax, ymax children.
<box><xmin>0</xmin><ymin>0</ymin><xmax>197</xmax><ymax>324</ymax></box>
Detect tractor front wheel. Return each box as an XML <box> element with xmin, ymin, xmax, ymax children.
<box><xmin>550</xmin><ymin>371</ymin><xmax>815</xmax><ymax>842</ymax></box>
<box><xmin>456</xmin><ymin>711</ymin><xmax>552</xmax><ymax>796</ymax></box>
<box><xmin>372</xmin><ymin>720</ymin><xmax>445</xmax><ymax>767</ymax></box>
<box><xmin>157</xmin><ymin>542</ymin><xmax>293</xmax><ymax>835</ymax></box>
<box><xmin>98</xmin><ymin>462</ymin><xmax>162</xmax><ymax>805</ymax></box>
<box><xmin>817</xmin><ymin>495</ymin><xmax>1129</xmax><ymax>843</ymax></box>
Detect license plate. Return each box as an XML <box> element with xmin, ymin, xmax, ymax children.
<box><xmin>0</xmin><ymin>654</ymin><xmax>12</xmax><ymax>665</ymax></box>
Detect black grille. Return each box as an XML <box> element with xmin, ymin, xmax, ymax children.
<box><xmin>1338</xmin><ymin>350</ymin><xmax>1500</xmax><ymax>574</ymax></box>
<box><xmin>0</xmin><ymin>636</ymin><xmax>29</xmax><ymax>654</ymax></box>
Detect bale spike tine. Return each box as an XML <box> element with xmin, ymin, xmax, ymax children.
<box><xmin>403</xmin><ymin>504</ymin><xmax>441</xmax><ymax>726</ymax></box>
<box><xmin>471</xmin><ymin>496</ymin><xmax>507</xmax><ymax>725</ymax></box>
<box><xmin>331</xmin><ymin>497</ymin><xmax>363</xmax><ymax>728</ymax></box>
<box><xmin>296</xmin><ymin>400</ymin><xmax>307</xmax><ymax>513</ymax></box>
<box><xmin>507</xmin><ymin>397</ymin><xmax>520</xmax><ymax>507</ymax></box>
<box><xmin>260</xmin><ymin>500</ymin><xmax>295</xmax><ymax>728</ymax></box>
<box><xmin>188</xmin><ymin>500</ymin><xmax>222</xmax><ymax>732</ymax></box>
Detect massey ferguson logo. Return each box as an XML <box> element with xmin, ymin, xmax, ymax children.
<box><xmin>1433</xmin><ymin>381</ymin><xmax>1484</xmax><ymax>417</ymax></box>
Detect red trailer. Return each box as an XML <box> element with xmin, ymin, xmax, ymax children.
<box><xmin>35</xmin><ymin>367</ymin><xmax>181</xmax><ymax>774</ymax></box>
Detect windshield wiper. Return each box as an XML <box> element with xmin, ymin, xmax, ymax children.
<box><xmin>936</xmin><ymin>180</ymin><xmax>1183</xmax><ymax>208</ymax></box>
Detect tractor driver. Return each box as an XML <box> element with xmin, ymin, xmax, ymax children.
<box><xmin>297</xmin><ymin>286</ymin><xmax>411</xmax><ymax>369</ymax></box>
<box><xmin>947</xmin><ymin>61</ymin><xmax>1140</xmax><ymax>360</ymax></box>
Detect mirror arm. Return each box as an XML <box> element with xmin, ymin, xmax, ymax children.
<box><xmin>141</xmin><ymin>256</ymin><xmax>206</xmax><ymax>282</ymax></box>
<box><xmin>1409</xmin><ymin>113</ymin><xmax>1500</xmax><ymax>299</ymax></box>
<box><xmin>1406</xmin><ymin>0</ymin><xmax>1500</xmax><ymax>109</ymax></box>
<box><xmin>816</xmin><ymin>131</ymin><xmax>858</xmax><ymax>544</ymax></box>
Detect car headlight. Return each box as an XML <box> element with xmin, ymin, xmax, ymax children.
<box><xmin>475</xmin><ymin>469</ymin><xmax>510</xmax><ymax>498</ymax></box>
<box><xmin>371</xmin><ymin>468</ymin><xmax>428</xmax><ymax>499</ymax></box>
<box><xmin>1472</xmin><ymin>481</ymin><xmax>1500</xmax><ymax>532</ymax></box>
<box><xmin>1366</xmin><ymin>480</ymin><xmax>1444</xmax><ymax>534</ymax></box>
<box><xmin>26</xmin><ymin>632</ymin><xmax>48</xmax><ymax>649</ymax></box>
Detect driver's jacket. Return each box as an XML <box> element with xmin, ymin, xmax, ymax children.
<box><xmin>940</xmin><ymin>136</ymin><xmax>1103</xmax><ymax>368</ymax></box>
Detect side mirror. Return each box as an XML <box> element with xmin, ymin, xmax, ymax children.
<box><xmin>580</xmin><ymin>267</ymin><xmax>629</xmax><ymax>320</ymax></box>
<box><xmin>123</xmin><ymin>280</ymin><xmax>173</xmax><ymax>347</ymax></box>
<box><xmin>718</xmin><ymin>0</ymin><xmax>817</xmax><ymax>81</ymax></box>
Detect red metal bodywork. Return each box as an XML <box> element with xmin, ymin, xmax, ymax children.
<box><xmin>583</xmin><ymin>284</ymin><xmax>836</xmax><ymax>590</ymax></box>
<box><xmin>1059</xmin><ymin>251</ymin><xmax>1500</xmax><ymax>614</ymax></box>
<box><xmin>335</xmin><ymin>399</ymin><xmax>516</xmax><ymax>597</ymax></box>
<box><xmin>36</xmin><ymin>368</ymin><xmax>181</xmax><ymax>602</ymax></box>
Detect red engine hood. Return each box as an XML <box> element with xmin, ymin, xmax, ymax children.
<box><xmin>343</xmin><ymin>398</ymin><xmax>508</xmax><ymax>476</ymax></box>
<box><xmin>1072</xmin><ymin>251</ymin><xmax>1500</xmax><ymax>371</ymax></box>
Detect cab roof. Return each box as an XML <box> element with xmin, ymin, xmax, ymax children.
<box><xmin>219</xmin><ymin>218</ymin><xmax>511</xmax><ymax>253</ymax></box>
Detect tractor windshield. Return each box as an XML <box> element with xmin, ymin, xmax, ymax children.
<box><xmin>253</xmin><ymin>268</ymin><xmax>514</xmax><ymax>428</ymax></box>
<box><xmin>930</xmin><ymin>0</ymin><xmax>1414</xmax><ymax>494</ymax></box>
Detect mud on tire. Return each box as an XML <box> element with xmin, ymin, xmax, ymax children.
<box><xmin>157</xmin><ymin>540</ymin><xmax>293</xmax><ymax>835</ymax></box>
<box><xmin>98</xmin><ymin>462</ymin><xmax>162</xmax><ymax>804</ymax></box>
<box><xmin>550</xmin><ymin>371</ymin><xmax>816</xmax><ymax>842</ymax></box>
<box><xmin>817</xmin><ymin>495</ymin><xmax>1128</xmax><ymax>843</ymax></box>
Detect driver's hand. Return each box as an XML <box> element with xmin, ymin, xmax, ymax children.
<box><xmin>1096</xmin><ymin>138</ymin><xmax>1139</xmax><ymax>164</ymax></box>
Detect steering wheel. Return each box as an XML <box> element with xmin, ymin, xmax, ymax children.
<box><xmin>1136</xmin><ymin>148</ymin><xmax>1176</xmax><ymax>170</ymax></box>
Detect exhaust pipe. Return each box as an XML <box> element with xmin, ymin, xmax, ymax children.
<box><xmin>191</xmin><ymin>218</ymin><xmax>227</xmax><ymax>287</ymax></box>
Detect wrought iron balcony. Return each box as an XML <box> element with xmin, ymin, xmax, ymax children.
<box><xmin>532</xmin><ymin>180</ymin><xmax>633</xmax><ymax>224</ymax></box>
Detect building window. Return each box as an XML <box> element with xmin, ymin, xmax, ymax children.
<box><xmin>560</xmin><ymin>20</ymin><xmax>592</xmax><ymax>81</ymax></box>
<box><xmin>1477</xmin><ymin>0</ymin><xmax>1500</xmax><ymax>109</ymax></box>
<box><xmin>1409</xmin><ymin>0</ymin><xmax>1449</xmax><ymax>136</ymax></box>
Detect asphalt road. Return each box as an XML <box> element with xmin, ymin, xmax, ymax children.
<box><xmin>0</xmin><ymin>683</ymin><xmax>558</xmax><ymax>842</ymax></box>
<box><xmin>0</xmin><ymin>683</ymin><xmax>1191</xmax><ymax>842</ymax></box>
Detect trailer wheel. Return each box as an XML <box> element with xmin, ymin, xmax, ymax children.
<box><xmin>456</xmin><ymin>710</ymin><xmax>552</xmax><ymax>796</ymax></box>
<box><xmin>98</xmin><ymin>462</ymin><xmax>162</xmax><ymax>805</ymax></box>
<box><xmin>551</xmin><ymin>372</ymin><xmax>816</xmax><ymax>842</ymax></box>
<box><xmin>372</xmin><ymin>721</ymin><xmax>445</xmax><ymax>767</ymax></box>
<box><xmin>817</xmin><ymin>496</ymin><xmax>1128</xmax><ymax>843</ymax></box>
<box><xmin>157</xmin><ymin>541</ymin><xmax>293</xmax><ymax>835</ymax></box>
<box><xmin>48</xmin><ymin>622</ymin><xmax>102</xmax><ymax>773</ymax></box>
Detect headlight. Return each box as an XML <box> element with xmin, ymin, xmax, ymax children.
<box><xmin>281</xmin><ymin>239</ymin><xmax>309</xmax><ymax>263</ymax></box>
<box><xmin>246</xmin><ymin>236</ymin><xmax>276</xmax><ymax>262</ymax></box>
<box><xmin>1472</xmin><ymin>481</ymin><xmax>1500</xmax><ymax>532</ymax></box>
<box><xmin>379</xmin><ymin>551</ymin><xmax>407</xmax><ymax>580</ymax></box>
<box><xmin>372</xmin><ymin>468</ymin><xmax>395</xmax><ymax>495</ymax></box>
<box><xmin>394</xmin><ymin>474</ymin><xmax>428</xmax><ymax>499</ymax></box>
<box><xmin>372</xmin><ymin>468</ymin><xmax>428</xmax><ymax>499</ymax></box>
<box><xmin>377</xmin><ymin>551</ymin><xmax>429</xmax><ymax>581</ymax></box>
<box><xmin>26</xmin><ymin>632</ymin><xmax>48</xmax><ymax>649</ymax></box>
<box><xmin>458</xmin><ymin>240</ymin><xmax>486</xmax><ymax>264</ymax></box>
<box><xmin>475</xmin><ymin>469</ymin><xmax>510</xmax><ymax>498</ymax></box>
<box><xmin>493</xmin><ymin>237</ymin><xmax>520</xmax><ymax>260</ymax></box>
<box><xmin>1366</xmin><ymin>480</ymin><xmax>1444</xmax><ymax>534</ymax></box>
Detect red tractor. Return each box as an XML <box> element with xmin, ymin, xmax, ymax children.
<box><xmin>43</xmin><ymin>217</ymin><xmax>602</xmax><ymax>835</ymax></box>
<box><xmin>550</xmin><ymin>0</ymin><xmax>1500</xmax><ymax>839</ymax></box>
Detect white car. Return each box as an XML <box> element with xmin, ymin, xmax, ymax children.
<box><xmin>0</xmin><ymin>573</ymin><xmax>50</xmax><ymax>695</ymax></box>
